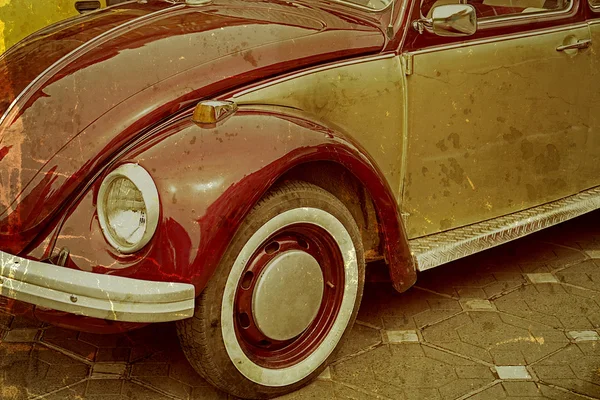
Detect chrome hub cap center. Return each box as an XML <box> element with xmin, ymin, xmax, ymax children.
<box><xmin>252</xmin><ymin>250</ymin><xmax>324</xmax><ymax>341</ymax></box>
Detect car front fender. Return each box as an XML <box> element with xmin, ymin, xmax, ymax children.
<box><xmin>52</xmin><ymin>106</ymin><xmax>416</xmax><ymax>298</ymax></box>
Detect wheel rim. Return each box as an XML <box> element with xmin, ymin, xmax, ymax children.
<box><xmin>233</xmin><ymin>224</ymin><xmax>345</xmax><ymax>369</ymax></box>
<box><xmin>221</xmin><ymin>207</ymin><xmax>359</xmax><ymax>387</ymax></box>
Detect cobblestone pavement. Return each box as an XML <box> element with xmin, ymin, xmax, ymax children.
<box><xmin>2</xmin><ymin>213</ymin><xmax>600</xmax><ymax>400</ymax></box>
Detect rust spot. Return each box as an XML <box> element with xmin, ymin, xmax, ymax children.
<box><xmin>503</xmin><ymin>127</ymin><xmax>523</xmax><ymax>144</ymax></box>
<box><xmin>243</xmin><ymin>50</ymin><xmax>258</xmax><ymax>67</ymax></box>
<box><xmin>440</xmin><ymin>219</ymin><xmax>452</xmax><ymax>230</ymax></box>
<box><xmin>448</xmin><ymin>132</ymin><xmax>460</xmax><ymax>149</ymax></box>
<box><xmin>534</xmin><ymin>144</ymin><xmax>560</xmax><ymax>173</ymax></box>
<box><xmin>440</xmin><ymin>158</ymin><xmax>465</xmax><ymax>186</ymax></box>
<box><xmin>436</xmin><ymin>139</ymin><xmax>448</xmax><ymax>152</ymax></box>
<box><xmin>520</xmin><ymin>139</ymin><xmax>533</xmax><ymax>160</ymax></box>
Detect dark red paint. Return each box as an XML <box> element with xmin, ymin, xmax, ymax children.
<box><xmin>1</xmin><ymin>0</ymin><xmax>416</xmax><ymax>333</ymax></box>
<box><xmin>0</xmin><ymin>0</ymin><xmax>386</xmax><ymax>252</ymax></box>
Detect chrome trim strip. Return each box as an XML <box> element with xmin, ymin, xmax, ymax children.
<box><xmin>0</xmin><ymin>4</ymin><xmax>186</xmax><ymax>129</ymax></box>
<box><xmin>0</xmin><ymin>250</ymin><xmax>195</xmax><ymax>322</ymax></box>
<box><xmin>410</xmin><ymin>186</ymin><xmax>600</xmax><ymax>271</ymax></box>
<box><xmin>233</xmin><ymin>53</ymin><xmax>396</xmax><ymax>99</ymax></box>
<box><xmin>408</xmin><ymin>23</ymin><xmax>590</xmax><ymax>55</ymax></box>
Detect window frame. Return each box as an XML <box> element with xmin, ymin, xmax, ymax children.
<box><xmin>475</xmin><ymin>0</ymin><xmax>575</xmax><ymax>25</ymax></box>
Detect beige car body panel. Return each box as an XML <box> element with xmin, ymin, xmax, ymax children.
<box><xmin>402</xmin><ymin>24</ymin><xmax>596</xmax><ymax>238</ymax></box>
<box><xmin>234</xmin><ymin>54</ymin><xmax>407</xmax><ymax>201</ymax></box>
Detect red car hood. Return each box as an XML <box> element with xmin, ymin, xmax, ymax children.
<box><xmin>0</xmin><ymin>0</ymin><xmax>385</xmax><ymax>253</ymax></box>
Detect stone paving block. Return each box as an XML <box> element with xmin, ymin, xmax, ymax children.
<box><xmin>0</xmin><ymin>342</ymin><xmax>32</xmax><ymax>370</ymax></box>
<box><xmin>567</xmin><ymin>330</ymin><xmax>600</xmax><ymax>342</ymax></box>
<box><xmin>584</xmin><ymin>249</ymin><xmax>600</xmax><ymax>259</ymax></box>
<box><xmin>556</xmin><ymin>260</ymin><xmax>600</xmax><ymax>292</ymax></box>
<box><xmin>41</xmin><ymin>327</ymin><xmax>97</xmax><ymax>361</ymax></box>
<box><xmin>42</xmin><ymin>381</ymin><xmax>87</xmax><ymax>400</ymax></box>
<box><xmin>333</xmin><ymin>322</ymin><xmax>382</xmax><ymax>361</ymax></box>
<box><xmin>385</xmin><ymin>330</ymin><xmax>419</xmax><ymax>343</ymax></box>
<box><xmin>461</xmin><ymin>299</ymin><xmax>496</xmax><ymax>311</ymax></box>
<box><xmin>526</xmin><ymin>273</ymin><xmax>559</xmax><ymax>284</ymax></box>
<box><xmin>191</xmin><ymin>384</ymin><xmax>230</xmax><ymax>399</ymax></box>
<box><xmin>91</xmin><ymin>362</ymin><xmax>128</xmax><ymax>378</ymax></box>
<box><xmin>86</xmin><ymin>378</ymin><xmax>124</xmax><ymax>395</ymax></box>
<box><xmin>501</xmin><ymin>381</ymin><xmax>541</xmax><ymax>396</ymax></box>
<box><xmin>131</xmin><ymin>362</ymin><xmax>170</xmax><ymax>377</ymax></box>
<box><xmin>494</xmin><ymin>366</ymin><xmax>531</xmax><ymax>380</ymax></box>
<box><xmin>121</xmin><ymin>380</ymin><xmax>175</xmax><ymax>399</ymax></box>
<box><xmin>0</xmin><ymin>310</ymin><xmax>12</xmax><ymax>329</ymax></box>
<box><xmin>495</xmin><ymin>284</ymin><xmax>600</xmax><ymax>329</ymax></box>
<box><xmin>2</xmin><ymin>328</ymin><xmax>38</xmax><ymax>343</ymax></box>
<box><xmin>317</xmin><ymin>366</ymin><xmax>332</xmax><ymax>380</ymax></box>
<box><xmin>276</xmin><ymin>380</ymin><xmax>335</xmax><ymax>399</ymax></box>
<box><xmin>532</xmin><ymin>343</ymin><xmax>600</xmax><ymax>399</ymax></box>
<box><xmin>332</xmin><ymin>382</ymin><xmax>382</xmax><ymax>399</ymax></box>
<box><xmin>134</xmin><ymin>375</ymin><xmax>192</xmax><ymax>399</ymax></box>
<box><xmin>96</xmin><ymin>346</ymin><xmax>132</xmax><ymax>362</ymax></box>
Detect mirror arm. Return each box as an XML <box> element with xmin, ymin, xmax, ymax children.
<box><xmin>412</xmin><ymin>18</ymin><xmax>433</xmax><ymax>34</ymax></box>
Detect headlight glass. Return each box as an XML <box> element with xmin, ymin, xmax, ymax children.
<box><xmin>104</xmin><ymin>177</ymin><xmax>147</xmax><ymax>248</ymax></box>
<box><xmin>97</xmin><ymin>164</ymin><xmax>160</xmax><ymax>253</ymax></box>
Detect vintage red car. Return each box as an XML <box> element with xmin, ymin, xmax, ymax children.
<box><xmin>1</xmin><ymin>0</ymin><xmax>598</xmax><ymax>397</ymax></box>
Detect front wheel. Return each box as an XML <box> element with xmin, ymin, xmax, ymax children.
<box><xmin>176</xmin><ymin>181</ymin><xmax>365</xmax><ymax>399</ymax></box>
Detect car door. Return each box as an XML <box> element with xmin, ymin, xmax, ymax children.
<box><xmin>399</xmin><ymin>0</ymin><xmax>594</xmax><ymax>239</ymax></box>
<box><xmin>589</xmin><ymin>0</ymin><xmax>600</xmax><ymax>145</ymax></box>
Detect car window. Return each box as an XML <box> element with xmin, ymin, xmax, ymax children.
<box><xmin>421</xmin><ymin>0</ymin><xmax>571</xmax><ymax>19</ymax></box>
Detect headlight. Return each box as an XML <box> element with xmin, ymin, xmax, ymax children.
<box><xmin>97</xmin><ymin>163</ymin><xmax>160</xmax><ymax>253</ymax></box>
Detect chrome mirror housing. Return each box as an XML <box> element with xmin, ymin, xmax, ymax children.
<box><xmin>413</xmin><ymin>4</ymin><xmax>477</xmax><ymax>37</ymax></box>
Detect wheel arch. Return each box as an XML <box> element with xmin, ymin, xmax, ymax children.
<box><xmin>274</xmin><ymin>159</ymin><xmax>416</xmax><ymax>293</ymax></box>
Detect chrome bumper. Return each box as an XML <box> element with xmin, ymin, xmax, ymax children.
<box><xmin>0</xmin><ymin>251</ymin><xmax>195</xmax><ymax>323</ymax></box>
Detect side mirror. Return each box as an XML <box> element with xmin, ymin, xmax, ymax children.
<box><xmin>413</xmin><ymin>4</ymin><xmax>477</xmax><ymax>37</ymax></box>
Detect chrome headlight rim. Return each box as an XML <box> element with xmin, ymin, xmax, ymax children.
<box><xmin>97</xmin><ymin>163</ymin><xmax>160</xmax><ymax>254</ymax></box>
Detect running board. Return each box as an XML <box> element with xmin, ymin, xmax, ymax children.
<box><xmin>409</xmin><ymin>186</ymin><xmax>600</xmax><ymax>271</ymax></box>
